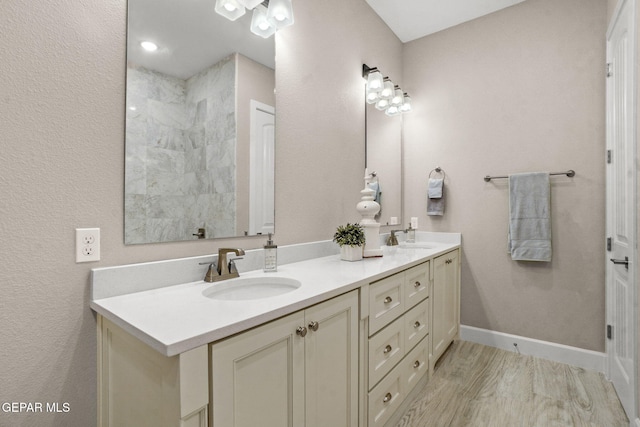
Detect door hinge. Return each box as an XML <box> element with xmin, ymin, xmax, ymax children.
<box><xmin>607</xmin><ymin>237</ymin><xmax>612</xmax><ymax>251</ymax></box>
<box><xmin>607</xmin><ymin>149</ymin><xmax>612</xmax><ymax>164</ymax></box>
<box><xmin>607</xmin><ymin>62</ymin><xmax>613</xmax><ymax>77</ymax></box>
<box><xmin>607</xmin><ymin>324</ymin><xmax>613</xmax><ymax>340</ymax></box>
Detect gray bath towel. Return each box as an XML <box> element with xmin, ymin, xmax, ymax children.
<box><xmin>508</xmin><ymin>172</ymin><xmax>551</xmax><ymax>262</ymax></box>
<box><xmin>427</xmin><ymin>178</ymin><xmax>444</xmax><ymax>216</ymax></box>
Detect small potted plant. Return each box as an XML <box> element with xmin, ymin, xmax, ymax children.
<box><xmin>333</xmin><ymin>223</ymin><xmax>366</xmax><ymax>261</ymax></box>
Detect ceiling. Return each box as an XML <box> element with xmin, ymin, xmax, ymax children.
<box><xmin>365</xmin><ymin>0</ymin><xmax>527</xmax><ymax>43</ymax></box>
<box><xmin>128</xmin><ymin>0</ymin><xmax>527</xmax><ymax>80</ymax></box>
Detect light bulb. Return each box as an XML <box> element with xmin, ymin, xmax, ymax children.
<box><xmin>380</xmin><ymin>80</ymin><xmax>394</xmax><ymax>99</ymax></box>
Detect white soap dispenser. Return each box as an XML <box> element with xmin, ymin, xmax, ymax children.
<box><xmin>263</xmin><ymin>233</ymin><xmax>277</xmax><ymax>272</ymax></box>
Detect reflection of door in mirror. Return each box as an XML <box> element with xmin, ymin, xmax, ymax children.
<box><xmin>124</xmin><ymin>0</ymin><xmax>275</xmax><ymax>244</ymax></box>
<box><xmin>249</xmin><ymin>101</ymin><xmax>275</xmax><ymax>236</ymax></box>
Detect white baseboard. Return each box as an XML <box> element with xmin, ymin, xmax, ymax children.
<box><xmin>460</xmin><ymin>325</ymin><xmax>606</xmax><ymax>373</ymax></box>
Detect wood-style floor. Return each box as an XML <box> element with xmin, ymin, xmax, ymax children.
<box><xmin>395</xmin><ymin>341</ymin><xmax>629</xmax><ymax>427</ymax></box>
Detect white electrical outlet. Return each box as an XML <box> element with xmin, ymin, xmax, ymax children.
<box><xmin>76</xmin><ymin>228</ymin><xmax>101</xmax><ymax>262</ymax></box>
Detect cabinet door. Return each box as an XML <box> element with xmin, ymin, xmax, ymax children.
<box><xmin>210</xmin><ymin>311</ymin><xmax>305</xmax><ymax>427</ymax></box>
<box><xmin>305</xmin><ymin>290</ymin><xmax>359</xmax><ymax>427</ymax></box>
<box><xmin>432</xmin><ymin>249</ymin><xmax>460</xmax><ymax>366</ymax></box>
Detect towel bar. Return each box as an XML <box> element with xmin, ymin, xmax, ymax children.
<box><xmin>484</xmin><ymin>170</ymin><xmax>575</xmax><ymax>182</ymax></box>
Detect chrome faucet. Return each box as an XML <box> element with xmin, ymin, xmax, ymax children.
<box><xmin>386</xmin><ymin>229</ymin><xmax>404</xmax><ymax>246</ymax></box>
<box><xmin>200</xmin><ymin>248</ymin><xmax>245</xmax><ymax>282</ymax></box>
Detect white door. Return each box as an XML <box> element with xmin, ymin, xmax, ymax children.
<box><xmin>606</xmin><ymin>0</ymin><xmax>637</xmax><ymax>421</ymax></box>
<box><xmin>249</xmin><ymin>100</ymin><xmax>275</xmax><ymax>235</ymax></box>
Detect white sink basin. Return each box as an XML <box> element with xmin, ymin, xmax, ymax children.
<box><xmin>202</xmin><ymin>277</ymin><xmax>302</xmax><ymax>301</ymax></box>
<box><xmin>397</xmin><ymin>242</ymin><xmax>437</xmax><ymax>249</ymax></box>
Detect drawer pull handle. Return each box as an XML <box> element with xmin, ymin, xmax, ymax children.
<box><xmin>383</xmin><ymin>392</ymin><xmax>392</xmax><ymax>403</ymax></box>
<box><xmin>414</xmin><ymin>321</ymin><xmax>421</xmax><ymax>328</ymax></box>
<box><xmin>414</xmin><ymin>281</ymin><xmax>421</xmax><ymax>288</ymax></box>
<box><xmin>308</xmin><ymin>321</ymin><xmax>319</xmax><ymax>331</ymax></box>
<box><xmin>296</xmin><ymin>326</ymin><xmax>307</xmax><ymax>337</ymax></box>
<box><xmin>414</xmin><ymin>360</ymin><xmax>421</xmax><ymax>368</ymax></box>
<box><xmin>384</xmin><ymin>296</ymin><xmax>393</xmax><ymax>304</ymax></box>
<box><xmin>383</xmin><ymin>344</ymin><xmax>393</xmax><ymax>354</ymax></box>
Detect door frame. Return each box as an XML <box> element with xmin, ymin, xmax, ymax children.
<box><xmin>605</xmin><ymin>0</ymin><xmax>638</xmax><ymax>423</ymax></box>
<box><xmin>249</xmin><ymin>99</ymin><xmax>275</xmax><ymax>236</ymax></box>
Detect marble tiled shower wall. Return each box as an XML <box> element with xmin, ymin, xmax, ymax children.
<box><xmin>125</xmin><ymin>55</ymin><xmax>237</xmax><ymax>244</ymax></box>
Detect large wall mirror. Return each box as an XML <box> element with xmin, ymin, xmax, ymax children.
<box><xmin>125</xmin><ymin>0</ymin><xmax>276</xmax><ymax>244</ymax></box>
<box><xmin>365</xmin><ymin>104</ymin><xmax>403</xmax><ymax>227</ymax></box>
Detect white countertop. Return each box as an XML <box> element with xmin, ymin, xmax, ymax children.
<box><xmin>91</xmin><ymin>235</ymin><xmax>460</xmax><ymax>357</ymax></box>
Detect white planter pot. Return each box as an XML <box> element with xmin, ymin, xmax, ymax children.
<box><xmin>340</xmin><ymin>245</ymin><xmax>363</xmax><ymax>262</ymax></box>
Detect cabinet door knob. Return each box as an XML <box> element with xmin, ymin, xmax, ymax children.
<box><xmin>296</xmin><ymin>326</ymin><xmax>307</xmax><ymax>337</ymax></box>
<box><xmin>414</xmin><ymin>321</ymin><xmax>421</xmax><ymax>328</ymax></box>
<box><xmin>414</xmin><ymin>281</ymin><xmax>421</xmax><ymax>288</ymax></box>
<box><xmin>384</xmin><ymin>296</ymin><xmax>393</xmax><ymax>304</ymax></box>
<box><xmin>383</xmin><ymin>392</ymin><xmax>392</xmax><ymax>403</ymax></box>
<box><xmin>413</xmin><ymin>360</ymin><xmax>421</xmax><ymax>368</ymax></box>
<box><xmin>308</xmin><ymin>321</ymin><xmax>319</xmax><ymax>332</ymax></box>
<box><xmin>383</xmin><ymin>344</ymin><xmax>392</xmax><ymax>354</ymax></box>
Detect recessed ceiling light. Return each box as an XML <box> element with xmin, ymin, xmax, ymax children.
<box><xmin>140</xmin><ymin>41</ymin><xmax>158</xmax><ymax>52</ymax></box>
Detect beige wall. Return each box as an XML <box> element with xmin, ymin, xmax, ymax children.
<box><xmin>0</xmin><ymin>0</ymin><xmax>400</xmax><ymax>425</ymax></box>
<box><xmin>403</xmin><ymin>0</ymin><xmax>607</xmax><ymax>351</ymax></box>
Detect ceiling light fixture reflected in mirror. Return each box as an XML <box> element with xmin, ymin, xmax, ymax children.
<box><xmin>251</xmin><ymin>4</ymin><xmax>277</xmax><ymax>38</ymax></box>
<box><xmin>363</xmin><ymin>64</ymin><xmax>411</xmax><ymax>117</ymax></box>
<box><xmin>216</xmin><ymin>0</ymin><xmax>294</xmax><ymax>37</ymax></box>
<box><xmin>215</xmin><ymin>0</ymin><xmax>246</xmax><ymax>20</ymax></box>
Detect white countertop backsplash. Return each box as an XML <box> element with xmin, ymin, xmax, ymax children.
<box><xmin>91</xmin><ymin>232</ymin><xmax>460</xmax><ymax>357</ymax></box>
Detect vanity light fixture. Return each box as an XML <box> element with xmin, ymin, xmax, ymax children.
<box><xmin>390</xmin><ymin>86</ymin><xmax>404</xmax><ymax>107</ymax></box>
<box><xmin>215</xmin><ymin>0</ymin><xmax>247</xmax><ymax>21</ymax></box>
<box><xmin>364</xmin><ymin>65</ymin><xmax>384</xmax><ymax>104</ymax></box>
<box><xmin>238</xmin><ymin>0</ymin><xmax>263</xmax><ymax>8</ymax></box>
<box><xmin>215</xmin><ymin>0</ymin><xmax>293</xmax><ymax>37</ymax></box>
<box><xmin>399</xmin><ymin>94</ymin><xmax>412</xmax><ymax>113</ymax></box>
<box><xmin>250</xmin><ymin>4</ymin><xmax>277</xmax><ymax>38</ymax></box>
<box><xmin>363</xmin><ymin>63</ymin><xmax>412</xmax><ymax>116</ymax></box>
<box><xmin>140</xmin><ymin>41</ymin><xmax>158</xmax><ymax>52</ymax></box>
<box><xmin>267</xmin><ymin>0</ymin><xmax>294</xmax><ymax>28</ymax></box>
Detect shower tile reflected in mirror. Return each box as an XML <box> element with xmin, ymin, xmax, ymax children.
<box><xmin>125</xmin><ymin>56</ymin><xmax>238</xmax><ymax>243</ymax></box>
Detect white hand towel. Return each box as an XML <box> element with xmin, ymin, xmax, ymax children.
<box><xmin>508</xmin><ymin>172</ymin><xmax>551</xmax><ymax>262</ymax></box>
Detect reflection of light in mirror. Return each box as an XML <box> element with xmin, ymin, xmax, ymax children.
<box><xmin>380</xmin><ymin>79</ymin><xmax>394</xmax><ymax>99</ymax></box>
<box><xmin>140</xmin><ymin>41</ymin><xmax>158</xmax><ymax>52</ymax></box>
<box><xmin>385</xmin><ymin>105</ymin><xmax>400</xmax><ymax>117</ymax></box>
<box><xmin>128</xmin><ymin>106</ymin><xmax>137</xmax><ymax>111</ymax></box>
<box><xmin>251</xmin><ymin>5</ymin><xmax>277</xmax><ymax>38</ymax></box>
<box><xmin>399</xmin><ymin>94</ymin><xmax>412</xmax><ymax>113</ymax></box>
<box><xmin>215</xmin><ymin>0</ymin><xmax>246</xmax><ymax>21</ymax></box>
<box><xmin>375</xmin><ymin>98</ymin><xmax>389</xmax><ymax>111</ymax></box>
<box><xmin>267</xmin><ymin>0</ymin><xmax>294</xmax><ymax>28</ymax></box>
<box><xmin>390</xmin><ymin>87</ymin><xmax>403</xmax><ymax>107</ymax></box>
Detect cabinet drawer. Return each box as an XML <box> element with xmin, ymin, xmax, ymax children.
<box><xmin>404</xmin><ymin>262</ymin><xmax>429</xmax><ymax>309</ymax></box>
<box><xmin>368</xmin><ymin>316</ymin><xmax>405</xmax><ymax>388</ymax></box>
<box><xmin>404</xmin><ymin>299</ymin><xmax>429</xmax><ymax>352</ymax></box>
<box><xmin>368</xmin><ymin>362</ymin><xmax>403</xmax><ymax>427</ymax></box>
<box><xmin>369</xmin><ymin>274</ymin><xmax>405</xmax><ymax>335</ymax></box>
<box><xmin>402</xmin><ymin>336</ymin><xmax>429</xmax><ymax>394</ymax></box>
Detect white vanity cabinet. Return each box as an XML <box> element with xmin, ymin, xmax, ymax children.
<box><xmin>431</xmin><ymin>249</ymin><xmax>460</xmax><ymax>370</ymax></box>
<box><xmin>210</xmin><ymin>289</ymin><xmax>359</xmax><ymax>427</ymax></box>
<box><xmin>365</xmin><ymin>261</ymin><xmax>431</xmax><ymax>427</ymax></box>
<box><xmin>97</xmin><ymin>317</ymin><xmax>209</xmax><ymax>427</ymax></box>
